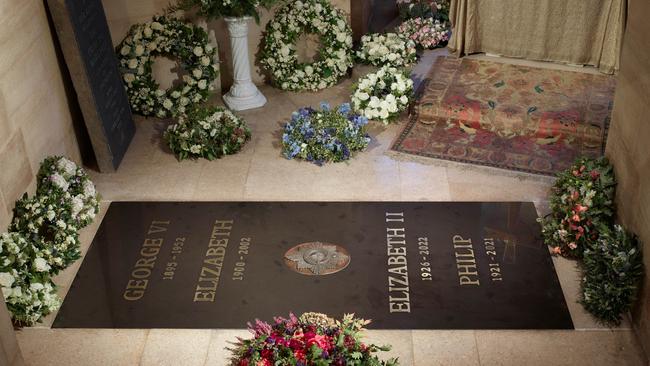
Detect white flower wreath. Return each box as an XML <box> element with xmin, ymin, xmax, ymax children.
<box><xmin>260</xmin><ymin>0</ymin><xmax>354</xmax><ymax>91</ymax></box>
<box><xmin>117</xmin><ymin>15</ymin><xmax>219</xmax><ymax>118</ymax></box>
<box><xmin>351</xmin><ymin>65</ymin><xmax>414</xmax><ymax>124</ymax></box>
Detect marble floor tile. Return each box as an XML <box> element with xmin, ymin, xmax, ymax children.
<box><xmin>364</xmin><ymin>330</ymin><xmax>415</xmax><ymax>365</ymax></box>
<box><xmin>16</xmin><ymin>329</ymin><xmax>148</xmax><ymax>366</ymax></box>
<box><xmin>412</xmin><ymin>330</ymin><xmax>479</xmax><ymax>366</ymax></box>
<box><xmin>140</xmin><ymin>329</ymin><xmax>212</xmax><ymax>366</ymax></box>
<box><xmin>399</xmin><ymin>161</ymin><xmax>451</xmax><ymax>201</ymax></box>
<box><xmin>204</xmin><ymin>329</ymin><xmax>249</xmax><ymax>366</ymax></box>
<box><xmin>474</xmin><ymin>330</ymin><xmax>646</xmax><ymax>366</ymax></box>
<box><xmin>446</xmin><ymin>164</ymin><xmax>553</xmax><ymax>202</ymax></box>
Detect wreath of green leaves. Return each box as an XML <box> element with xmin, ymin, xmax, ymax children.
<box><xmin>260</xmin><ymin>0</ymin><xmax>354</xmax><ymax>92</ymax></box>
<box><xmin>117</xmin><ymin>15</ymin><xmax>219</xmax><ymax>118</ymax></box>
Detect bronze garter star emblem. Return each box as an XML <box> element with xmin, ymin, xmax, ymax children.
<box><xmin>284</xmin><ymin>242</ymin><xmax>351</xmax><ymax>276</ymax></box>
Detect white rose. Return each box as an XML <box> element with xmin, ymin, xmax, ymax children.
<box><xmin>151</xmin><ymin>22</ymin><xmax>163</xmax><ymax>31</ymax></box>
<box><xmin>143</xmin><ymin>27</ymin><xmax>153</xmax><ymax>37</ymax></box>
<box><xmin>192</xmin><ymin>69</ymin><xmax>203</xmax><ymax>78</ymax></box>
<box><xmin>0</xmin><ymin>273</ymin><xmax>14</xmax><ymax>288</ymax></box>
<box><xmin>163</xmin><ymin>99</ymin><xmax>173</xmax><ymax>109</ymax></box>
<box><xmin>201</xmin><ymin>56</ymin><xmax>210</xmax><ymax>66</ymax></box>
<box><xmin>400</xmin><ymin>95</ymin><xmax>409</xmax><ymax>105</ymax></box>
<box><xmin>120</xmin><ymin>46</ymin><xmax>130</xmax><ymax>56</ymax></box>
<box><xmin>198</xmin><ymin>80</ymin><xmax>207</xmax><ymax>90</ymax></box>
<box><xmin>34</xmin><ymin>257</ymin><xmax>51</xmax><ymax>272</ymax></box>
<box><xmin>134</xmin><ymin>45</ymin><xmax>145</xmax><ymax>56</ymax></box>
<box><xmin>193</xmin><ymin>46</ymin><xmax>204</xmax><ymax>56</ymax></box>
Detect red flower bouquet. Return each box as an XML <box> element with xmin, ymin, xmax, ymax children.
<box><xmin>231</xmin><ymin>313</ymin><xmax>399</xmax><ymax>366</ymax></box>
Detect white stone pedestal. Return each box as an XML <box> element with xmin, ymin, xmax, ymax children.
<box><xmin>222</xmin><ymin>16</ymin><xmax>266</xmax><ymax>111</ymax></box>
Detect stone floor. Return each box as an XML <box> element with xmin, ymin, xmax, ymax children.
<box><xmin>14</xmin><ymin>51</ymin><xmax>649</xmax><ymax>365</ymax></box>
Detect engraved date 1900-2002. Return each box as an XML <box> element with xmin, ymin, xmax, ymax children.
<box><xmin>232</xmin><ymin>237</ymin><xmax>252</xmax><ymax>281</ymax></box>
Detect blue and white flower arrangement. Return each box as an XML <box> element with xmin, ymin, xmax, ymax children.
<box><xmin>282</xmin><ymin>102</ymin><xmax>370</xmax><ymax>165</ymax></box>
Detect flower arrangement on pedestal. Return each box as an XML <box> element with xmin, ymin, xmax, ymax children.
<box><xmin>164</xmin><ymin>106</ymin><xmax>252</xmax><ymax>161</ymax></box>
<box><xmin>117</xmin><ymin>15</ymin><xmax>219</xmax><ymax>118</ymax></box>
<box><xmin>356</xmin><ymin>33</ymin><xmax>417</xmax><ymax>68</ymax></box>
<box><xmin>171</xmin><ymin>0</ymin><xmax>277</xmax><ymax>22</ymax></box>
<box><xmin>282</xmin><ymin>103</ymin><xmax>370</xmax><ymax>165</ymax></box>
<box><xmin>539</xmin><ymin>157</ymin><xmax>644</xmax><ymax>325</ymax></box>
<box><xmin>351</xmin><ymin>66</ymin><xmax>414</xmax><ymax>124</ymax></box>
<box><xmin>0</xmin><ymin>156</ymin><xmax>100</xmax><ymax>326</ymax></box>
<box><xmin>231</xmin><ymin>312</ymin><xmax>399</xmax><ymax>365</ymax></box>
<box><xmin>397</xmin><ymin>17</ymin><xmax>450</xmax><ymax>50</ymax></box>
<box><xmin>261</xmin><ymin>0</ymin><xmax>354</xmax><ymax>92</ymax></box>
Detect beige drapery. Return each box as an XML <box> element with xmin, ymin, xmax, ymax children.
<box><xmin>448</xmin><ymin>0</ymin><xmax>626</xmax><ymax>74</ymax></box>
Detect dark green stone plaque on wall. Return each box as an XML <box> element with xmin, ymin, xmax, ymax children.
<box><xmin>47</xmin><ymin>0</ymin><xmax>135</xmax><ymax>172</ymax></box>
<box><xmin>53</xmin><ymin>202</ymin><xmax>573</xmax><ymax>329</ymax></box>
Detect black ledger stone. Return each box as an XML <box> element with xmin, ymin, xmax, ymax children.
<box><xmin>53</xmin><ymin>201</ymin><xmax>573</xmax><ymax>329</ymax></box>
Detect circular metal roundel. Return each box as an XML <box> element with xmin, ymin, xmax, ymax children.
<box><xmin>284</xmin><ymin>242</ymin><xmax>351</xmax><ymax>276</ymax></box>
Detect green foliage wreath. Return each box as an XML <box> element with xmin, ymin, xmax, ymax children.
<box><xmin>117</xmin><ymin>15</ymin><xmax>219</xmax><ymax>118</ymax></box>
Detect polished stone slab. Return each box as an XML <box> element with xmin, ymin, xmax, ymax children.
<box><xmin>53</xmin><ymin>202</ymin><xmax>573</xmax><ymax>329</ymax></box>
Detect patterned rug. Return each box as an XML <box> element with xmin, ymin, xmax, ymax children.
<box><xmin>392</xmin><ymin>57</ymin><xmax>616</xmax><ymax>175</ymax></box>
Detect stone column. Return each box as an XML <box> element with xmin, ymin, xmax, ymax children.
<box><xmin>222</xmin><ymin>16</ymin><xmax>266</xmax><ymax>111</ymax></box>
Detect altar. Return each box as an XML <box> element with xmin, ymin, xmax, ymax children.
<box><xmin>448</xmin><ymin>0</ymin><xmax>626</xmax><ymax>74</ymax></box>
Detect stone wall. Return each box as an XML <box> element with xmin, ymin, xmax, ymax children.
<box><xmin>0</xmin><ymin>1</ymin><xmax>85</xmax><ymax>364</ymax></box>
<box><xmin>0</xmin><ymin>2</ymin><xmax>82</xmax><ymax>241</ymax></box>
<box><xmin>101</xmin><ymin>0</ymin><xmax>351</xmax><ymax>91</ymax></box>
<box><xmin>605</xmin><ymin>0</ymin><xmax>650</xmax><ymax>359</ymax></box>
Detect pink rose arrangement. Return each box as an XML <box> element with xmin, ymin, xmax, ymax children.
<box><xmin>397</xmin><ymin>17</ymin><xmax>450</xmax><ymax>50</ymax></box>
<box><xmin>231</xmin><ymin>313</ymin><xmax>398</xmax><ymax>366</ymax></box>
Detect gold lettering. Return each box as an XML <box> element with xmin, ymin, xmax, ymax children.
<box><xmin>134</xmin><ymin>257</ymin><xmax>156</xmax><ymax>268</ymax></box>
<box><xmin>193</xmin><ymin>291</ymin><xmax>216</xmax><ymax>302</ymax></box>
<box><xmin>387</xmin><ymin>246</ymin><xmax>407</xmax><ymax>256</ymax></box>
<box><xmin>140</xmin><ymin>247</ymin><xmax>160</xmax><ymax>257</ymax></box>
<box><xmin>126</xmin><ymin>279</ymin><xmax>148</xmax><ymax>290</ymax></box>
<box><xmin>389</xmin><ymin>301</ymin><xmax>411</xmax><ymax>313</ymax></box>
<box><xmin>453</xmin><ymin>235</ymin><xmax>480</xmax><ymax>286</ymax></box>
<box><xmin>123</xmin><ymin>289</ymin><xmax>144</xmax><ymax>301</ymax></box>
<box><xmin>148</xmin><ymin>220</ymin><xmax>170</xmax><ymax>235</ymax></box>
<box><xmin>143</xmin><ymin>238</ymin><xmax>164</xmax><ymax>247</ymax></box>
<box><xmin>385</xmin><ymin>212</ymin><xmax>405</xmax><ymax>223</ymax></box>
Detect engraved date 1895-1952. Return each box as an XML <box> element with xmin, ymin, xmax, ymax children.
<box><xmin>162</xmin><ymin>237</ymin><xmax>186</xmax><ymax>280</ymax></box>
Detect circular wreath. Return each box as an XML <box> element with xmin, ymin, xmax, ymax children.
<box><xmin>260</xmin><ymin>0</ymin><xmax>354</xmax><ymax>91</ymax></box>
<box><xmin>117</xmin><ymin>15</ymin><xmax>219</xmax><ymax>118</ymax></box>
<box><xmin>164</xmin><ymin>106</ymin><xmax>252</xmax><ymax>161</ymax></box>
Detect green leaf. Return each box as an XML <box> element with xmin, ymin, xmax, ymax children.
<box><xmin>535</xmin><ymin>85</ymin><xmax>544</xmax><ymax>93</ymax></box>
<box><xmin>494</xmin><ymin>80</ymin><xmax>505</xmax><ymax>87</ymax></box>
<box><xmin>527</xmin><ymin>106</ymin><xmax>537</xmax><ymax>114</ymax></box>
<box><xmin>488</xmin><ymin>100</ymin><xmax>496</xmax><ymax>109</ymax></box>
